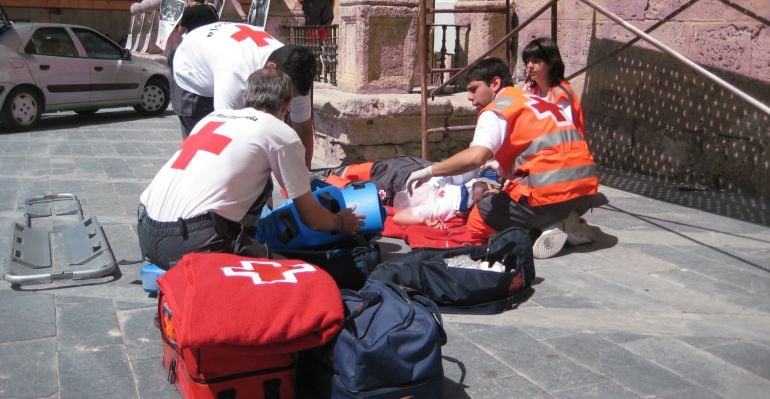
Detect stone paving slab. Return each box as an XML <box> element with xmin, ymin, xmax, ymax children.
<box><xmin>0</xmin><ymin>109</ymin><xmax>769</xmax><ymax>399</ymax></box>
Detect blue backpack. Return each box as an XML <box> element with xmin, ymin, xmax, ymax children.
<box><xmin>300</xmin><ymin>280</ymin><xmax>447</xmax><ymax>398</ymax></box>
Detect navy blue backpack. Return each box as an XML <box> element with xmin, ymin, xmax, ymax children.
<box><xmin>299</xmin><ymin>280</ymin><xmax>446</xmax><ymax>399</ymax></box>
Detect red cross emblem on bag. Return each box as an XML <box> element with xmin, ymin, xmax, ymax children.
<box><xmin>221</xmin><ymin>260</ymin><xmax>316</xmax><ymax>284</ymax></box>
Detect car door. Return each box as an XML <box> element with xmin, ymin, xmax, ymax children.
<box><xmin>71</xmin><ymin>27</ymin><xmax>142</xmax><ymax>103</ymax></box>
<box><xmin>23</xmin><ymin>26</ymin><xmax>91</xmax><ymax>106</ymax></box>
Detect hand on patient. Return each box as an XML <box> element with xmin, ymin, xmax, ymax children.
<box><xmin>424</xmin><ymin>218</ymin><xmax>446</xmax><ymax>230</ymax></box>
<box><xmin>406</xmin><ymin>166</ymin><xmax>434</xmax><ymax>196</ymax></box>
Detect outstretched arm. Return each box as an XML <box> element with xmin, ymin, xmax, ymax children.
<box><xmin>291</xmin><ymin>119</ymin><xmax>314</xmax><ymax>168</ymax></box>
<box><xmin>393</xmin><ymin>207</ymin><xmax>446</xmax><ymax>229</ymax></box>
<box><xmin>293</xmin><ymin>190</ymin><xmax>363</xmax><ymax>235</ymax></box>
<box><xmin>406</xmin><ymin>146</ymin><xmax>494</xmax><ymax>195</ymax></box>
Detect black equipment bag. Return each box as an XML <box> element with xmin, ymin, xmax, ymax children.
<box><xmin>271</xmin><ymin>235</ymin><xmax>380</xmax><ymax>290</ymax></box>
<box><xmin>369</xmin><ymin>227</ymin><xmax>535</xmax><ymax>314</ymax></box>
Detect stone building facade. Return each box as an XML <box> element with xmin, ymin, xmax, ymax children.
<box><xmin>311</xmin><ymin>0</ymin><xmax>770</xmax><ymax>196</ymax></box>
<box><xmin>4</xmin><ymin>0</ymin><xmax>769</xmax><ymax>195</ymax></box>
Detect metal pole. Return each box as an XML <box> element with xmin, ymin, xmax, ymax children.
<box><xmin>430</xmin><ymin>0</ymin><xmax>555</xmax><ymax>97</ymax></box>
<box><xmin>577</xmin><ymin>0</ymin><xmax>769</xmax><ymax>115</ymax></box>
<box><xmin>551</xmin><ymin>1</ymin><xmax>557</xmax><ymax>44</ymax></box>
<box><xmin>567</xmin><ymin>0</ymin><xmax>700</xmax><ymax>81</ymax></box>
<box><xmin>505</xmin><ymin>0</ymin><xmax>511</xmax><ymax>67</ymax></box>
<box><xmin>419</xmin><ymin>0</ymin><xmax>430</xmax><ymax>159</ymax></box>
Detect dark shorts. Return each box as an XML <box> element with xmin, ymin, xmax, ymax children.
<box><xmin>332</xmin><ymin>155</ymin><xmax>432</xmax><ymax>206</ymax></box>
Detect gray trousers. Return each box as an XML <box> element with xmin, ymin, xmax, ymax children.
<box><xmin>170</xmin><ymin>75</ymin><xmax>214</xmax><ymax>139</ymax></box>
<box><xmin>475</xmin><ymin>193</ymin><xmax>595</xmax><ymax>232</ymax></box>
<box><xmin>136</xmin><ymin>206</ymin><xmax>266</xmax><ymax>270</ymax></box>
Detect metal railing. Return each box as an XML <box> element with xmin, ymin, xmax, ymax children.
<box><xmin>418</xmin><ymin>0</ymin><xmax>770</xmax><ymax>160</ymax></box>
<box><xmin>419</xmin><ymin>0</ymin><xmax>541</xmax><ymax>159</ymax></box>
<box><xmin>284</xmin><ymin>25</ymin><xmax>339</xmax><ymax>85</ymax></box>
<box><xmin>428</xmin><ymin>23</ymin><xmax>471</xmax><ymax>92</ymax></box>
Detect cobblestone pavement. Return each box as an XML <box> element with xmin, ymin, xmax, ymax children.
<box><xmin>1</xmin><ymin>109</ymin><xmax>769</xmax><ymax>399</ymax></box>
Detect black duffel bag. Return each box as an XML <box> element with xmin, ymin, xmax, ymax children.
<box><xmin>271</xmin><ymin>235</ymin><xmax>380</xmax><ymax>290</ymax></box>
<box><xmin>369</xmin><ymin>227</ymin><xmax>535</xmax><ymax>314</ymax></box>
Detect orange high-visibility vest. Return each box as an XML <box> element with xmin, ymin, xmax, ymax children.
<box><xmin>484</xmin><ymin>86</ymin><xmax>598</xmax><ymax>207</ymax></box>
<box><xmin>526</xmin><ymin>80</ymin><xmax>585</xmax><ymax>138</ymax></box>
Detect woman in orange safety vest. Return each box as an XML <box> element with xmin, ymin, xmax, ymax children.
<box><xmin>405</xmin><ymin>58</ymin><xmax>600</xmax><ymax>259</ymax></box>
<box><xmin>522</xmin><ymin>37</ymin><xmax>586</xmax><ymax>138</ymax></box>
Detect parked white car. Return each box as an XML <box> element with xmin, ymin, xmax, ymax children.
<box><xmin>0</xmin><ymin>7</ymin><xmax>170</xmax><ymax>130</ymax></box>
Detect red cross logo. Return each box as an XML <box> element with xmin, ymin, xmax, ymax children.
<box><xmin>437</xmin><ymin>189</ymin><xmax>445</xmax><ymax>198</ymax></box>
<box><xmin>525</xmin><ymin>95</ymin><xmax>571</xmax><ymax>126</ymax></box>
<box><xmin>230</xmin><ymin>24</ymin><xmax>274</xmax><ymax>46</ymax></box>
<box><xmin>221</xmin><ymin>260</ymin><xmax>316</xmax><ymax>284</ymax></box>
<box><xmin>171</xmin><ymin>121</ymin><xmax>232</xmax><ymax>170</ymax></box>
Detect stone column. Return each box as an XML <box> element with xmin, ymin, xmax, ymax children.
<box><xmin>337</xmin><ymin>0</ymin><xmax>419</xmax><ymax>93</ymax></box>
<box><xmin>454</xmin><ymin>0</ymin><xmax>509</xmax><ymax>63</ymax></box>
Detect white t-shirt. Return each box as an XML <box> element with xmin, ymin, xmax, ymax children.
<box><xmin>173</xmin><ymin>22</ymin><xmax>311</xmax><ymax>123</ymax></box>
<box><xmin>140</xmin><ymin>108</ymin><xmax>311</xmax><ymax>222</ymax></box>
<box><xmin>468</xmin><ymin>110</ymin><xmax>508</xmax><ymax>154</ymax></box>
<box><xmin>393</xmin><ymin>177</ymin><xmax>472</xmax><ymax>221</ymax></box>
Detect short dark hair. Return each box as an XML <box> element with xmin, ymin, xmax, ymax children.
<box><xmin>522</xmin><ymin>37</ymin><xmax>565</xmax><ymax>86</ymax></box>
<box><xmin>266</xmin><ymin>45</ymin><xmax>316</xmax><ymax>96</ymax></box>
<box><xmin>243</xmin><ymin>68</ymin><xmax>293</xmax><ymax>113</ymax></box>
<box><xmin>464</xmin><ymin>58</ymin><xmax>514</xmax><ymax>88</ymax></box>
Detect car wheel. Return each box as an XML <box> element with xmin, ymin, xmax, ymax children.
<box><xmin>134</xmin><ymin>78</ymin><xmax>169</xmax><ymax>116</ymax></box>
<box><xmin>1</xmin><ymin>88</ymin><xmax>42</xmax><ymax>130</ymax></box>
<box><xmin>75</xmin><ymin>109</ymin><xmax>99</xmax><ymax>116</ymax></box>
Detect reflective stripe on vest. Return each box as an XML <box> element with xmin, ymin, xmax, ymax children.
<box><xmin>513</xmin><ymin>128</ymin><xmax>584</xmax><ymax>170</ymax></box>
<box><xmin>517</xmin><ymin>163</ymin><xmax>597</xmax><ymax>188</ymax></box>
<box><xmin>552</xmin><ymin>85</ymin><xmax>573</xmax><ymax>104</ymax></box>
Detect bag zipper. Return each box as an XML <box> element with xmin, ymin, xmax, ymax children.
<box><xmin>188</xmin><ymin>360</ymin><xmax>295</xmax><ymax>384</ymax></box>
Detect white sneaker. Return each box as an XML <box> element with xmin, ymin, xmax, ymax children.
<box><xmin>532</xmin><ymin>220</ymin><xmax>568</xmax><ymax>259</ymax></box>
<box><xmin>563</xmin><ymin>211</ymin><xmax>596</xmax><ymax>246</ymax></box>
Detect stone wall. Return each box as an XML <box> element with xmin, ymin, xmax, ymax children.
<box><xmin>582</xmin><ymin>42</ymin><xmax>769</xmax><ymax>195</ymax></box>
<box><xmin>311</xmin><ymin>86</ymin><xmax>476</xmax><ymax>164</ymax></box>
<box><xmin>510</xmin><ymin>0</ymin><xmax>770</xmax><ymax>195</ymax></box>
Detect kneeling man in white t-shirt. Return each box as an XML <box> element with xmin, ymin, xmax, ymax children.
<box><xmin>138</xmin><ymin>68</ymin><xmax>363</xmax><ymax>269</ymax></box>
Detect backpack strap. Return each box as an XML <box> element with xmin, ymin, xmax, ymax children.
<box><xmin>438</xmin><ymin>287</ymin><xmax>534</xmax><ymax>315</ymax></box>
<box><xmin>240</xmin><ymin>178</ymin><xmax>274</xmax><ymax>227</ymax></box>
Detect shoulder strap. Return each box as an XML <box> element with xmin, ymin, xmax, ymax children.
<box><xmin>550</xmin><ymin>84</ymin><xmax>573</xmax><ymax>104</ymax></box>
<box><xmin>438</xmin><ymin>287</ymin><xmax>533</xmax><ymax>315</ymax></box>
<box><xmin>240</xmin><ymin>178</ymin><xmax>273</xmax><ymax>226</ymax></box>
<box><xmin>207</xmin><ymin>4</ymin><xmax>218</xmax><ymax>18</ymax></box>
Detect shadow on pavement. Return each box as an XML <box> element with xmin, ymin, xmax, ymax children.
<box><xmin>442</xmin><ymin>356</ymin><xmax>472</xmax><ymax>399</ymax></box>
<box><xmin>599</xmin><ymin>166</ymin><xmax>770</xmax><ymax>227</ymax></box>
<box><xmin>603</xmin><ymin>203</ymin><xmax>770</xmax><ymax>274</ymax></box>
<box><xmin>560</xmin><ymin>224</ymin><xmax>620</xmax><ymax>257</ymax></box>
<box><xmin>0</xmin><ymin>109</ymin><xmax>176</xmax><ymax>133</ymax></box>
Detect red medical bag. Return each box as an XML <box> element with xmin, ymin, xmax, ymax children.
<box><xmin>157</xmin><ymin>252</ymin><xmax>344</xmax><ymax>399</ymax></box>
<box><xmin>161</xmin><ymin>339</ymin><xmax>295</xmax><ymax>399</ymax></box>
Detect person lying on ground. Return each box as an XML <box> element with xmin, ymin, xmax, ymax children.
<box><xmin>405</xmin><ymin>57</ymin><xmax>601</xmax><ymax>259</ymax></box>
<box><xmin>323</xmin><ymin>156</ymin><xmax>500</xmax><ymax>229</ymax></box>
